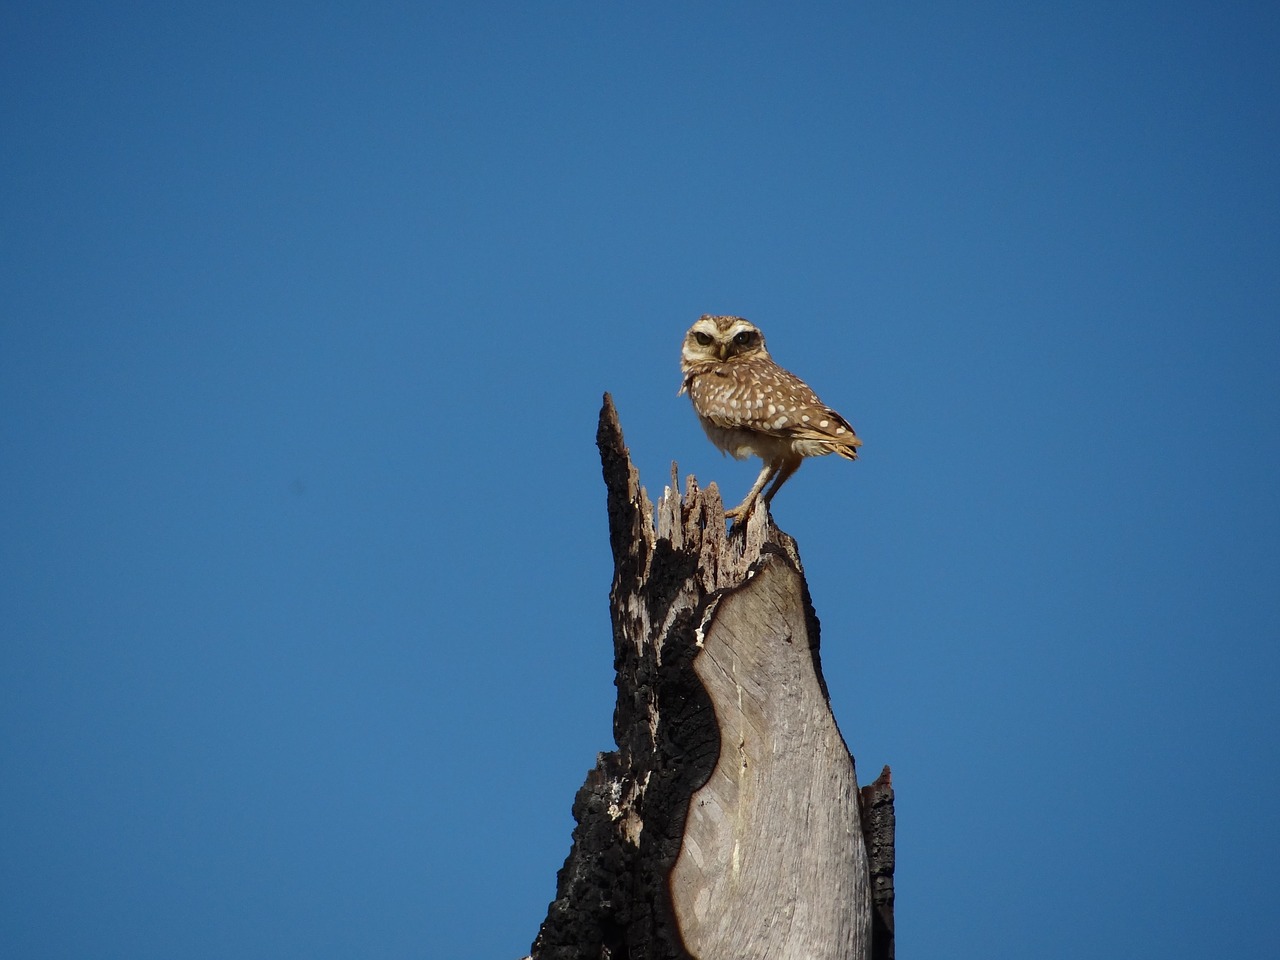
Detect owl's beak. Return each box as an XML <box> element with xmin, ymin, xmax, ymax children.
<box><xmin>716</xmin><ymin>343</ymin><xmax>729</xmax><ymax>360</ymax></box>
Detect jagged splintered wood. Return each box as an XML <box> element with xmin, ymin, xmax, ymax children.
<box><xmin>528</xmin><ymin>394</ymin><xmax>894</xmax><ymax>960</ymax></box>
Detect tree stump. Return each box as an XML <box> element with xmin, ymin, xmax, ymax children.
<box><xmin>528</xmin><ymin>395</ymin><xmax>894</xmax><ymax>960</ymax></box>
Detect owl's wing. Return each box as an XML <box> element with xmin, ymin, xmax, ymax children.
<box><xmin>699</xmin><ymin>363</ymin><xmax>859</xmax><ymax>440</ymax></box>
<box><xmin>780</xmin><ymin>406</ymin><xmax>861</xmax><ymax>443</ymax></box>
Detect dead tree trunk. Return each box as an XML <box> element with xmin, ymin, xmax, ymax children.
<box><xmin>528</xmin><ymin>395</ymin><xmax>894</xmax><ymax>960</ymax></box>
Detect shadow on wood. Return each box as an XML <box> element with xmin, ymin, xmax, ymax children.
<box><xmin>528</xmin><ymin>394</ymin><xmax>893</xmax><ymax>960</ymax></box>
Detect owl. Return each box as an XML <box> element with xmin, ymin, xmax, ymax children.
<box><xmin>679</xmin><ymin>315</ymin><xmax>861</xmax><ymax>520</ymax></box>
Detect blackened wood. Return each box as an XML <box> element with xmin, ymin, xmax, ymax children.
<box><xmin>861</xmin><ymin>767</ymin><xmax>896</xmax><ymax>960</ymax></box>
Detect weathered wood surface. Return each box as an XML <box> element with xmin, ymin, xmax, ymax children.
<box><xmin>528</xmin><ymin>394</ymin><xmax>891</xmax><ymax>960</ymax></box>
<box><xmin>670</xmin><ymin>554</ymin><xmax>868</xmax><ymax>960</ymax></box>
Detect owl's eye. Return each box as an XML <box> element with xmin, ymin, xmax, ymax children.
<box><xmin>734</xmin><ymin>331</ymin><xmax>755</xmax><ymax>346</ymax></box>
<box><xmin>694</xmin><ymin>332</ymin><xmax>713</xmax><ymax>346</ymax></box>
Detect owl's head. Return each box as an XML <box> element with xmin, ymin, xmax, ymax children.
<box><xmin>680</xmin><ymin>315</ymin><xmax>770</xmax><ymax>370</ymax></box>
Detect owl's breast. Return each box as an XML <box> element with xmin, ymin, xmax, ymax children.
<box><xmin>697</xmin><ymin>416</ymin><xmax>794</xmax><ymax>462</ymax></box>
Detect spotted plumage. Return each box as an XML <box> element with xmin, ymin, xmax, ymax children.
<box><xmin>679</xmin><ymin>314</ymin><xmax>860</xmax><ymax>520</ymax></box>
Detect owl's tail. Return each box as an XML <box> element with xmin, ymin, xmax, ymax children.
<box><xmin>832</xmin><ymin>436</ymin><xmax>862</xmax><ymax>461</ymax></box>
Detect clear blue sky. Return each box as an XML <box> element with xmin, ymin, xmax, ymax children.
<box><xmin>3</xmin><ymin>3</ymin><xmax>1278</xmax><ymax>957</ymax></box>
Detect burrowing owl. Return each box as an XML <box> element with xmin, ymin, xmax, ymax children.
<box><xmin>679</xmin><ymin>315</ymin><xmax>861</xmax><ymax>520</ymax></box>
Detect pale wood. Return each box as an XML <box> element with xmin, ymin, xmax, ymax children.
<box><xmin>670</xmin><ymin>554</ymin><xmax>870</xmax><ymax>959</ymax></box>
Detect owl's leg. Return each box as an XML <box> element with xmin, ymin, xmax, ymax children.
<box><xmin>762</xmin><ymin>456</ymin><xmax>803</xmax><ymax>505</ymax></box>
<box><xmin>725</xmin><ymin>460</ymin><xmax>779</xmax><ymax>520</ymax></box>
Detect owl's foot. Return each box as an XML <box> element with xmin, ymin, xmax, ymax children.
<box><xmin>724</xmin><ymin>497</ymin><xmax>759</xmax><ymax>525</ymax></box>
